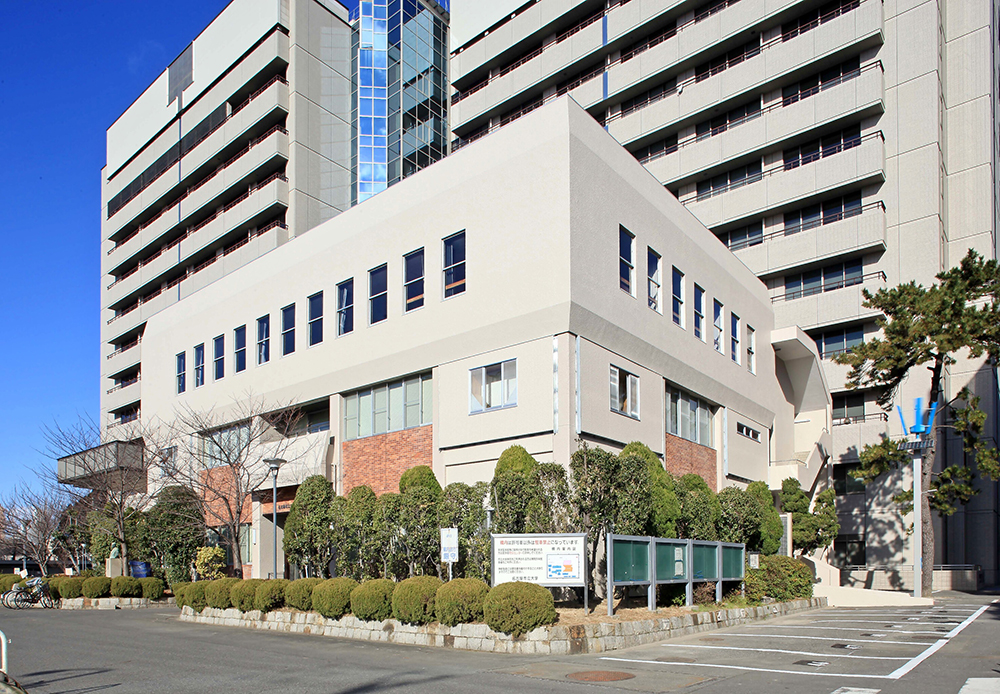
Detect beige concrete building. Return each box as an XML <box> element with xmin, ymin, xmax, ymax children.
<box><xmin>447</xmin><ymin>0</ymin><xmax>999</xmax><ymax>583</ymax></box>
<box><xmin>129</xmin><ymin>98</ymin><xmax>829</xmax><ymax>578</ymax></box>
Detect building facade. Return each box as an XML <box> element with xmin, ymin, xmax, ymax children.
<box><xmin>133</xmin><ymin>99</ymin><xmax>829</xmax><ymax>578</ymax></box>
<box><xmin>447</xmin><ymin>0</ymin><xmax>1000</xmax><ymax>583</ymax></box>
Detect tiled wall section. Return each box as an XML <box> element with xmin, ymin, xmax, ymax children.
<box><xmin>341</xmin><ymin>425</ymin><xmax>434</xmax><ymax>495</ymax></box>
<box><xmin>663</xmin><ymin>434</ymin><xmax>718</xmax><ymax>492</ymax></box>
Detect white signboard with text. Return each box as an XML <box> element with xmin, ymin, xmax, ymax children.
<box><xmin>441</xmin><ymin>527</ymin><xmax>459</xmax><ymax>564</ymax></box>
<box><xmin>491</xmin><ymin>533</ymin><xmax>587</xmax><ymax>587</ymax></box>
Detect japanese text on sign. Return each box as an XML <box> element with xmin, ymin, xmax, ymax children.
<box><xmin>491</xmin><ymin>534</ymin><xmax>586</xmax><ymax>587</ymax></box>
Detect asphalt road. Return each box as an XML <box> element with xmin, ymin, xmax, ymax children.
<box><xmin>1</xmin><ymin>592</ymin><xmax>997</xmax><ymax>694</ymax></box>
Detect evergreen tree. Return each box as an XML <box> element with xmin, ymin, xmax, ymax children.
<box><xmin>282</xmin><ymin>475</ymin><xmax>335</xmax><ymax>578</ymax></box>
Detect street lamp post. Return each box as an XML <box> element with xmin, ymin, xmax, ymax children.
<box><xmin>264</xmin><ymin>458</ymin><xmax>285</xmax><ymax>579</ymax></box>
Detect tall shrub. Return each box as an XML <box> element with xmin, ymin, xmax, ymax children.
<box><xmin>195</xmin><ymin>546</ymin><xmax>227</xmax><ymax>580</ymax></box>
<box><xmin>675</xmin><ymin>474</ymin><xmax>721</xmax><ymax>540</ymax></box>
<box><xmin>399</xmin><ymin>487</ymin><xmax>442</xmax><ymax>578</ymax></box>
<box><xmin>283</xmin><ymin>475</ymin><xmax>336</xmax><ymax>579</ymax></box>
<box><xmin>438</xmin><ymin>482</ymin><xmax>490</xmax><ymax>580</ymax></box>
<box><xmin>622</xmin><ymin>441</ymin><xmax>680</xmax><ymax>538</ymax></box>
<box><xmin>747</xmin><ymin>481</ymin><xmax>783</xmax><ymax>555</ymax></box>
<box><xmin>717</xmin><ymin>486</ymin><xmax>763</xmax><ymax>545</ymax></box>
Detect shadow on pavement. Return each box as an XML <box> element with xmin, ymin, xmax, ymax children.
<box><xmin>19</xmin><ymin>668</ymin><xmax>119</xmax><ymax>693</ymax></box>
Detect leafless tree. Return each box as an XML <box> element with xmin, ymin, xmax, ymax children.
<box><xmin>42</xmin><ymin>415</ymin><xmax>168</xmax><ymax>575</ymax></box>
<box><xmin>161</xmin><ymin>395</ymin><xmax>311</xmax><ymax>578</ymax></box>
<box><xmin>0</xmin><ymin>484</ymin><xmax>70</xmax><ymax>576</ymax></box>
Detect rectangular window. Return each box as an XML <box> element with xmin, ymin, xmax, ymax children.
<box><xmin>404</xmin><ymin>249</ymin><xmax>424</xmax><ymax>311</ymax></box>
<box><xmin>610</xmin><ymin>365</ymin><xmax>640</xmax><ymax>419</ymax></box>
<box><xmin>833</xmin><ymin>393</ymin><xmax>865</xmax><ymax>422</ymax></box>
<box><xmin>256</xmin><ymin>315</ymin><xmax>270</xmax><ymax>365</ymax></box>
<box><xmin>213</xmin><ymin>335</ymin><xmax>224</xmax><ymax>381</ymax></box>
<box><xmin>647</xmin><ymin>247</ymin><xmax>661</xmax><ymax>311</ymax></box>
<box><xmin>713</xmin><ymin>300</ymin><xmax>724</xmax><ymax>353</ymax></box>
<box><xmin>666</xmin><ymin>384</ymin><xmax>714</xmax><ymax>447</ymax></box>
<box><xmin>234</xmin><ymin>325</ymin><xmax>246</xmax><ymax>373</ymax></box>
<box><xmin>746</xmin><ymin>326</ymin><xmax>755</xmax><ymax>374</ymax></box>
<box><xmin>834</xmin><ymin>463</ymin><xmax>866</xmax><ymax>495</ymax></box>
<box><xmin>671</xmin><ymin>267</ymin><xmax>684</xmax><ymax>326</ymax></box>
<box><xmin>693</xmin><ymin>285</ymin><xmax>705</xmax><ymax>341</ymax></box>
<box><xmin>785</xmin><ymin>259</ymin><xmax>864</xmax><ymax>300</ymax></box>
<box><xmin>814</xmin><ymin>325</ymin><xmax>864</xmax><ymax>359</ymax></box>
<box><xmin>620</xmin><ymin>227</ymin><xmax>634</xmax><ymax>295</ymax></box>
<box><xmin>731</xmin><ymin>313</ymin><xmax>741</xmax><ymax>363</ymax></box>
<box><xmin>343</xmin><ymin>373</ymin><xmax>433</xmax><ymax>440</ymax></box>
<box><xmin>833</xmin><ymin>534</ymin><xmax>866</xmax><ymax>567</ymax></box>
<box><xmin>337</xmin><ymin>279</ymin><xmax>354</xmax><ymax>336</ymax></box>
<box><xmin>194</xmin><ymin>343</ymin><xmax>205</xmax><ymax>388</ymax></box>
<box><xmin>369</xmin><ymin>264</ymin><xmax>388</xmax><ymax>324</ymax></box>
<box><xmin>281</xmin><ymin>304</ymin><xmax>295</xmax><ymax>356</ymax></box>
<box><xmin>176</xmin><ymin>352</ymin><xmax>186</xmax><ymax>394</ymax></box>
<box><xmin>443</xmin><ymin>231</ymin><xmax>466</xmax><ymax>297</ymax></box>
<box><xmin>736</xmin><ymin>422</ymin><xmax>760</xmax><ymax>442</ymax></box>
<box><xmin>470</xmin><ymin>359</ymin><xmax>517</xmax><ymax>413</ymax></box>
<box><xmin>308</xmin><ymin>292</ymin><xmax>323</xmax><ymax>346</ymax></box>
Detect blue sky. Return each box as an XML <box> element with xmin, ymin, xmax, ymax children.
<box><xmin>0</xmin><ymin>1</ymin><xmax>358</xmax><ymax>496</ymax></box>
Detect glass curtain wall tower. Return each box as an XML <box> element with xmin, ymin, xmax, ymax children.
<box><xmin>351</xmin><ymin>0</ymin><xmax>449</xmax><ymax>204</ymax></box>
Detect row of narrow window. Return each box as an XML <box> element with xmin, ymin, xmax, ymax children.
<box><xmin>175</xmin><ymin>231</ymin><xmax>466</xmax><ymax>394</ymax></box>
<box><xmin>619</xmin><ymin>226</ymin><xmax>755</xmax><ymax>373</ymax></box>
<box><xmin>717</xmin><ymin>191</ymin><xmax>864</xmax><ymax>250</ymax></box>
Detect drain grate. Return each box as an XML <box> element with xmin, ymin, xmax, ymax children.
<box><xmin>567</xmin><ymin>671</ymin><xmax>636</xmax><ymax>682</ymax></box>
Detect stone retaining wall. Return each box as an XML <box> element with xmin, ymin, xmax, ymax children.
<box><xmin>61</xmin><ymin>597</ymin><xmax>176</xmax><ymax>610</ymax></box>
<box><xmin>179</xmin><ymin>597</ymin><xmax>826</xmax><ymax>654</ymax></box>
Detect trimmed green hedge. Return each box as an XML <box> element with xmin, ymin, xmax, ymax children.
<box><xmin>206</xmin><ymin>578</ymin><xmax>242</xmax><ymax>609</ymax></box>
<box><xmin>744</xmin><ymin>555</ymin><xmax>814</xmax><ymax>603</ymax></box>
<box><xmin>46</xmin><ymin>577</ymin><xmax>63</xmax><ymax>600</ymax></box>
<box><xmin>312</xmin><ymin>578</ymin><xmax>358</xmax><ymax>619</ymax></box>
<box><xmin>231</xmin><ymin>579</ymin><xmax>263</xmax><ymax>612</ymax></box>
<box><xmin>186</xmin><ymin>582</ymin><xmax>208</xmax><ymax>613</ymax></box>
<box><xmin>172</xmin><ymin>582</ymin><xmax>191</xmax><ymax>608</ymax></box>
<box><xmin>139</xmin><ymin>577</ymin><xmax>165</xmax><ymax>600</ymax></box>
<box><xmin>111</xmin><ymin>576</ymin><xmax>143</xmax><ymax>598</ymax></box>
<box><xmin>82</xmin><ymin>577</ymin><xmax>112</xmax><ymax>599</ymax></box>
<box><xmin>285</xmin><ymin>578</ymin><xmax>324</xmax><ymax>612</ymax></box>
<box><xmin>350</xmin><ymin>579</ymin><xmax>395</xmax><ymax>622</ymax></box>
<box><xmin>392</xmin><ymin>576</ymin><xmax>442</xmax><ymax>625</ymax></box>
<box><xmin>255</xmin><ymin>579</ymin><xmax>289</xmax><ymax>613</ymax></box>
<box><xmin>436</xmin><ymin>578</ymin><xmax>489</xmax><ymax>627</ymax></box>
<box><xmin>483</xmin><ymin>582</ymin><xmax>557</xmax><ymax>637</ymax></box>
<box><xmin>0</xmin><ymin>575</ymin><xmax>19</xmax><ymax>593</ymax></box>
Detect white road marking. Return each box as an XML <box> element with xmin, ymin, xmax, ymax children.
<box><xmin>600</xmin><ymin>656</ymin><xmax>896</xmax><ymax>679</ymax></box>
<box><xmin>958</xmin><ymin>678</ymin><xmax>1000</xmax><ymax>693</ymax></box>
<box><xmin>887</xmin><ymin>604</ymin><xmax>991</xmax><ymax>680</ymax></box>
<box><xmin>809</xmin><ymin>620</ymin><xmax>961</xmax><ymax>626</ymax></box>
<box><xmin>829</xmin><ymin>688</ymin><xmax>881</xmax><ymax>694</ymax></box>
<box><xmin>745</xmin><ymin>625</ymin><xmax>949</xmax><ymax>634</ymax></box>
<box><xmin>945</xmin><ymin>604</ymin><xmax>992</xmax><ymax>638</ymax></box>
<box><xmin>715</xmin><ymin>633</ymin><xmax>932</xmax><ymax>646</ymax></box>
<box><xmin>665</xmin><ymin>644</ymin><xmax>908</xmax><ymax>660</ymax></box>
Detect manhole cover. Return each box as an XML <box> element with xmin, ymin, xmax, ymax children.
<box><xmin>567</xmin><ymin>671</ymin><xmax>636</xmax><ymax>682</ymax></box>
<box><xmin>657</xmin><ymin>657</ymin><xmax>695</xmax><ymax>663</ymax></box>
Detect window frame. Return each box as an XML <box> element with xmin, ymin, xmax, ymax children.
<box><xmin>404</xmin><ymin>248</ymin><xmax>425</xmax><ymax>312</ymax></box>
<box><xmin>693</xmin><ymin>285</ymin><xmax>705</xmax><ymax>341</ymax></box>
<box><xmin>619</xmin><ymin>226</ymin><xmax>635</xmax><ymax>296</ymax></box>
<box><xmin>713</xmin><ymin>300</ymin><xmax>724</xmax><ymax>353</ymax></box>
<box><xmin>647</xmin><ymin>246</ymin><xmax>661</xmax><ymax>312</ymax></box>
<box><xmin>736</xmin><ymin>422</ymin><xmax>760</xmax><ymax>442</ymax></box>
<box><xmin>194</xmin><ymin>343</ymin><xmax>205</xmax><ymax>388</ymax></box>
<box><xmin>308</xmin><ymin>292</ymin><xmax>324</xmax><ymax>346</ymax></box>
<box><xmin>213</xmin><ymin>334</ymin><xmax>224</xmax><ymax>381</ymax></box>
<box><xmin>469</xmin><ymin>358</ymin><xmax>518</xmax><ymax>414</ymax></box>
<box><xmin>746</xmin><ymin>325</ymin><xmax>755</xmax><ymax>374</ymax></box>
<box><xmin>337</xmin><ymin>279</ymin><xmax>354</xmax><ymax>336</ymax></box>
<box><xmin>666</xmin><ymin>383</ymin><xmax>714</xmax><ymax>448</ymax></box>
<box><xmin>281</xmin><ymin>303</ymin><xmax>296</xmax><ymax>356</ymax></box>
<box><xmin>443</xmin><ymin>231</ymin><xmax>466</xmax><ymax>298</ymax></box>
<box><xmin>731</xmin><ymin>313</ymin><xmax>741</xmax><ymax>364</ymax></box>
<box><xmin>234</xmin><ymin>325</ymin><xmax>247</xmax><ymax>373</ymax></box>
<box><xmin>369</xmin><ymin>264</ymin><xmax>388</xmax><ymax>325</ymax></box>
<box><xmin>610</xmin><ymin>364</ymin><xmax>641</xmax><ymax>420</ymax></box>
<box><xmin>256</xmin><ymin>315</ymin><xmax>270</xmax><ymax>365</ymax></box>
<box><xmin>343</xmin><ymin>372</ymin><xmax>433</xmax><ymax>441</ymax></box>
<box><xmin>175</xmin><ymin>352</ymin><xmax>186</xmax><ymax>394</ymax></box>
<box><xmin>671</xmin><ymin>267</ymin><xmax>684</xmax><ymax>327</ymax></box>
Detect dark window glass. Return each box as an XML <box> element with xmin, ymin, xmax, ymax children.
<box><xmin>213</xmin><ymin>335</ymin><xmax>224</xmax><ymax>380</ymax></box>
<box><xmin>257</xmin><ymin>315</ymin><xmax>270</xmax><ymax>364</ymax></box>
<box><xmin>176</xmin><ymin>352</ymin><xmax>186</xmax><ymax>394</ymax></box>
<box><xmin>281</xmin><ymin>304</ymin><xmax>295</xmax><ymax>355</ymax></box>
<box><xmin>833</xmin><ymin>393</ymin><xmax>865</xmax><ymax>421</ymax></box>
<box><xmin>404</xmin><ymin>249</ymin><xmax>424</xmax><ymax>311</ymax></box>
<box><xmin>234</xmin><ymin>325</ymin><xmax>247</xmax><ymax>373</ymax></box>
<box><xmin>337</xmin><ymin>280</ymin><xmax>354</xmax><ymax>335</ymax></box>
<box><xmin>370</xmin><ymin>265</ymin><xmax>388</xmax><ymax>324</ymax></box>
<box><xmin>308</xmin><ymin>292</ymin><xmax>323</xmax><ymax>346</ymax></box>
<box><xmin>834</xmin><ymin>463</ymin><xmax>866</xmax><ymax>495</ymax></box>
<box><xmin>194</xmin><ymin>344</ymin><xmax>205</xmax><ymax>387</ymax></box>
<box><xmin>444</xmin><ymin>232</ymin><xmax>466</xmax><ymax>297</ymax></box>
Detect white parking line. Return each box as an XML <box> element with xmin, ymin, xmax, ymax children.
<box><xmin>717</xmin><ymin>633</ymin><xmax>932</xmax><ymax>646</ymax></box>
<box><xmin>665</xmin><ymin>644</ymin><xmax>908</xmax><ymax>660</ymax></box>
<box><xmin>958</xmin><ymin>679</ymin><xmax>1000</xmax><ymax>693</ymax></box>
<box><xmin>810</xmin><ymin>620</ymin><xmax>961</xmax><ymax>626</ymax></box>
<box><xmin>745</xmin><ymin>625</ymin><xmax>950</xmax><ymax>634</ymax></box>
<box><xmin>600</xmin><ymin>656</ymin><xmax>898</xmax><ymax>679</ymax></box>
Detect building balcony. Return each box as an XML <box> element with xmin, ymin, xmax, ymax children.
<box><xmin>681</xmin><ymin>131</ymin><xmax>885</xmax><ymax>229</ymax></box>
<box><xmin>772</xmin><ymin>273</ymin><xmax>885</xmax><ymax>332</ymax></box>
<box><xmin>605</xmin><ymin>0</ymin><xmax>883</xmax><ymax>148</ymax></box>
<box><xmin>58</xmin><ymin>440</ymin><xmax>146</xmax><ymax>491</ymax></box>
<box><xmin>831</xmin><ymin>412</ymin><xmax>889</xmax><ymax>462</ymax></box>
<box><xmin>104</xmin><ymin>337</ymin><xmax>142</xmax><ymax>379</ymax></box>
<box><xmin>734</xmin><ymin>201</ymin><xmax>886</xmax><ymax>277</ymax></box>
<box><xmin>643</xmin><ymin>61</ymin><xmax>884</xmax><ymax>186</ymax></box>
<box><xmin>104</xmin><ymin>377</ymin><xmax>141</xmax><ymax>415</ymax></box>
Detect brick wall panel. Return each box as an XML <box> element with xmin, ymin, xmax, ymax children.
<box><xmin>341</xmin><ymin>425</ymin><xmax>434</xmax><ymax>495</ymax></box>
<box><xmin>663</xmin><ymin>434</ymin><xmax>718</xmax><ymax>492</ymax></box>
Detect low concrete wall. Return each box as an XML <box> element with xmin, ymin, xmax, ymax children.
<box><xmin>179</xmin><ymin>598</ymin><xmax>826</xmax><ymax>654</ymax></box>
<box><xmin>841</xmin><ymin>568</ymin><xmax>980</xmax><ymax>592</ymax></box>
<box><xmin>60</xmin><ymin>597</ymin><xmax>176</xmax><ymax>610</ymax></box>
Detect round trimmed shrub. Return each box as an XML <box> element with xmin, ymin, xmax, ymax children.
<box><xmin>483</xmin><ymin>582</ymin><xmax>557</xmax><ymax>637</ymax></box>
<box><xmin>139</xmin><ymin>577</ymin><xmax>165</xmax><ymax>600</ymax></box>
<box><xmin>435</xmin><ymin>578</ymin><xmax>489</xmax><ymax>626</ymax></box>
<box><xmin>111</xmin><ymin>576</ymin><xmax>143</xmax><ymax>598</ymax></box>
<box><xmin>0</xmin><ymin>575</ymin><xmax>20</xmax><ymax>593</ymax></box>
<box><xmin>46</xmin><ymin>577</ymin><xmax>63</xmax><ymax>600</ymax></box>
<box><xmin>231</xmin><ymin>579</ymin><xmax>263</xmax><ymax>612</ymax></box>
<box><xmin>312</xmin><ymin>578</ymin><xmax>358</xmax><ymax>619</ymax></box>
<box><xmin>254</xmin><ymin>579</ymin><xmax>289</xmax><ymax>613</ymax></box>
<box><xmin>392</xmin><ymin>576</ymin><xmax>442</xmax><ymax>625</ymax></box>
<box><xmin>398</xmin><ymin>465</ymin><xmax>442</xmax><ymax>497</ymax></box>
<box><xmin>82</xmin><ymin>576</ymin><xmax>112</xmax><ymax>599</ymax></box>
<box><xmin>350</xmin><ymin>579</ymin><xmax>395</xmax><ymax>622</ymax></box>
<box><xmin>206</xmin><ymin>578</ymin><xmax>241</xmax><ymax>609</ymax></box>
<box><xmin>171</xmin><ymin>582</ymin><xmax>191</xmax><ymax>608</ymax></box>
<box><xmin>59</xmin><ymin>577</ymin><xmax>84</xmax><ymax>600</ymax></box>
<box><xmin>285</xmin><ymin>578</ymin><xmax>323</xmax><ymax>612</ymax></box>
<box><xmin>744</xmin><ymin>555</ymin><xmax>814</xmax><ymax>603</ymax></box>
<box><xmin>186</xmin><ymin>582</ymin><xmax>208</xmax><ymax>613</ymax></box>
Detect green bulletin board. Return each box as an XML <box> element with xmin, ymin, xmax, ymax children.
<box><xmin>612</xmin><ymin>539</ymin><xmax>649</xmax><ymax>583</ymax></box>
<box><xmin>692</xmin><ymin>544</ymin><xmax>718</xmax><ymax>580</ymax></box>
<box><xmin>655</xmin><ymin>542</ymin><xmax>686</xmax><ymax>581</ymax></box>
<box><xmin>722</xmin><ymin>546</ymin><xmax>744</xmax><ymax>579</ymax></box>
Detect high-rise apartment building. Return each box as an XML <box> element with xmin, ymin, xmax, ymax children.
<box><xmin>350</xmin><ymin>0</ymin><xmax>450</xmax><ymax>203</ymax></box>
<box><xmin>448</xmin><ymin>0</ymin><xmax>998</xmax><ymax>582</ymax></box>
<box><xmin>100</xmin><ymin>0</ymin><xmax>449</xmax><ymax>431</ymax></box>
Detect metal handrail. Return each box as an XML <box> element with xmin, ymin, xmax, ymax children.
<box><xmin>107</xmin><ymin>376</ymin><xmax>140</xmax><ymax>395</ymax></box>
<box><xmin>726</xmin><ymin>201</ymin><xmax>885</xmax><ymax>251</ymax></box>
<box><xmin>831</xmin><ymin>411</ymin><xmax>889</xmax><ymax>426</ymax></box>
<box><xmin>107</xmin><ymin>337</ymin><xmax>141</xmax><ymax>359</ymax></box>
<box><xmin>771</xmin><ymin>270</ymin><xmax>886</xmax><ymax>303</ymax></box>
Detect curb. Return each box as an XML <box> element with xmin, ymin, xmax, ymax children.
<box><xmin>60</xmin><ymin>597</ymin><xmax>176</xmax><ymax>610</ymax></box>
<box><xmin>178</xmin><ymin>597</ymin><xmax>827</xmax><ymax>654</ymax></box>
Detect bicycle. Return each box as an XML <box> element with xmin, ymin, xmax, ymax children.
<box><xmin>1</xmin><ymin>578</ymin><xmax>55</xmax><ymax>609</ymax></box>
